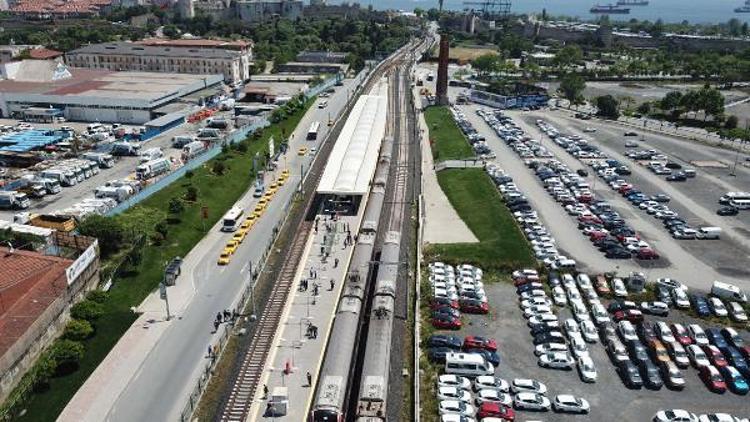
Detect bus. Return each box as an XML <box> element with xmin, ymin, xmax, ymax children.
<box><xmin>307</xmin><ymin>121</ymin><xmax>320</xmax><ymax>141</ymax></box>
<box><xmin>730</xmin><ymin>199</ymin><xmax>750</xmax><ymax>210</ymax></box>
<box><xmin>222</xmin><ymin>206</ymin><xmax>244</xmax><ymax>232</ymax></box>
<box><xmin>720</xmin><ymin>192</ymin><xmax>750</xmax><ymax>205</ymax></box>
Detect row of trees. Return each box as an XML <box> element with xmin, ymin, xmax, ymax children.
<box><xmin>658</xmin><ymin>86</ymin><xmax>725</xmax><ymax>122</ymax></box>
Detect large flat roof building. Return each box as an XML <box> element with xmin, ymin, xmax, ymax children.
<box><xmin>65</xmin><ymin>40</ymin><xmax>252</xmax><ymax>84</ymax></box>
<box><xmin>0</xmin><ymin>61</ymin><xmax>223</xmax><ymax>124</ymax></box>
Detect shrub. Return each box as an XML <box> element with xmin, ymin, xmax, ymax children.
<box><xmin>212</xmin><ymin>161</ymin><xmax>226</xmax><ymax>175</ymax></box>
<box><xmin>63</xmin><ymin>319</ymin><xmax>94</xmax><ymax>341</ymax></box>
<box><xmin>86</xmin><ymin>290</ymin><xmax>108</xmax><ymax>304</ymax></box>
<box><xmin>185</xmin><ymin>169</ymin><xmax>194</xmax><ymax>178</ymax></box>
<box><xmin>155</xmin><ymin>219</ymin><xmax>168</xmax><ymax>238</ymax></box>
<box><xmin>70</xmin><ymin>300</ymin><xmax>104</xmax><ymax>322</ymax></box>
<box><xmin>168</xmin><ymin>197</ymin><xmax>185</xmax><ymax>215</ymax></box>
<box><xmin>726</xmin><ymin>115</ymin><xmax>739</xmax><ymax>129</ymax></box>
<box><xmin>49</xmin><ymin>340</ymin><xmax>85</xmax><ymax>374</ymax></box>
<box><xmin>185</xmin><ymin>186</ymin><xmax>198</xmax><ymax>202</ymax></box>
<box><xmin>236</xmin><ymin>142</ymin><xmax>248</xmax><ymax>153</ymax></box>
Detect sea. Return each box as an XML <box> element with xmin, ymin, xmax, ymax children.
<box><xmin>325</xmin><ymin>0</ymin><xmax>750</xmax><ymax>24</ymax></box>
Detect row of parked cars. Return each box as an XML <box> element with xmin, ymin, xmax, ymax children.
<box><xmin>428</xmin><ymin>263</ymin><xmax>490</xmax><ymax>330</ymax></box>
<box><xmin>436</xmin><ymin>373</ymin><xmax>591</xmax><ymax>420</ymax></box>
<box><xmin>450</xmin><ymin>107</ymin><xmax>495</xmax><ymax>159</ymax></box>
<box><xmin>653</xmin><ymin>409</ymin><xmax>748</xmax><ymax>422</ymax></box>
<box><xmin>650</xmin><ymin>278</ymin><xmax>749</xmax><ymax>324</ymax></box>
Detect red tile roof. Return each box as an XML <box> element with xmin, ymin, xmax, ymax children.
<box><xmin>29</xmin><ymin>48</ymin><xmax>63</xmax><ymax>60</ymax></box>
<box><xmin>0</xmin><ymin>247</ymin><xmax>72</xmax><ymax>358</ymax></box>
<box><xmin>137</xmin><ymin>38</ymin><xmax>253</xmax><ymax>50</ymax></box>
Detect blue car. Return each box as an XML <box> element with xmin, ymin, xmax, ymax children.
<box><xmin>725</xmin><ymin>347</ymin><xmax>750</xmax><ymax>378</ymax></box>
<box><xmin>465</xmin><ymin>348</ymin><xmax>500</xmax><ymax>366</ymax></box>
<box><xmin>707</xmin><ymin>328</ymin><xmax>730</xmax><ymax>351</ymax></box>
<box><xmin>719</xmin><ymin>366</ymin><xmax>749</xmax><ymax>395</ymax></box>
<box><xmin>427</xmin><ymin>334</ymin><xmax>462</xmax><ymax>350</ymax></box>
<box><xmin>690</xmin><ymin>295</ymin><xmax>711</xmax><ymax>317</ymax></box>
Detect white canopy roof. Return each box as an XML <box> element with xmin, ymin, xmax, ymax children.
<box><xmin>317</xmin><ymin>90</ymin><xmax>387</xmax><ymax>195</ymax></box>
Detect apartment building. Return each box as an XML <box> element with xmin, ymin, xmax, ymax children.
<box><xmin>65</xmin><ymin>40</ymin><xmax>253</xmax><ymax>84</ymax></box>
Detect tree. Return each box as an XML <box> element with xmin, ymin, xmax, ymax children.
<box><xmin>699</xmin><ymin>86</ymin><xmax>725</xmax><ymax>121</ymax></box>
<box><xmin>185</xmin><ymin>185</ymin><xmax>198</xmax><ymax>202</ymax></box>
<box><xmin>426</xmin><ymin>8</ymin><xmax>440</xmax><ymax>21</ymax></box>
<box><xmin>70</xmin><ymin>300</ymin><xmax>104</xmax><ymax>321</ymax></box>
<box><xmin>76</xmin><ymin>215</ymin><xmax>125</xmax><ymax>258</ymax></box>
<box><xmin>212</xmin><ymin>160</ymin><xmax>226</xmax><ymax>175</ymax></box>
<box><xmin>471</xmin><ymin>53</ymin><xmax>501</xmax><ymax>77</ymax></box>
<box><xmin>596</xmin><ymin>95</ymin><xmax>620</xmax><ymax>119</ymax></box>
<box><xmin>162</xmin><ymin>24</ymin><xmax>180</xmax><ymax>39</ymax></box>
<box><xmin>553</xmin><ymin>44</ymin><xmax>583</xmax><ymax>71</ymax></box>
<box><xmin>558</xmin><ymin>73</ymin><xmax>586</xmax><ymax>108</ymax></box>
<box><xmin>637</xmin><ymin>101</ymin><xmax>652</xmax><ymax>116</ymax></box>
<box><xmin>726</xmin><ymin>115</ymin><xmax>739</xmax><ymax>129</ymax></box>
<box><xmin>168</xmin><ymin>197</ymin><xmax>185</xmax><ymax>216</ymax></box>
<box><xmin>63</xmin><ymin>319</ymin><xmax>94</xmax><ymax>341</ymax></box>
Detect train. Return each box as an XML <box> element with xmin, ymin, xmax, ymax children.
<box><xmin>309</xmin><ymin>136</ymin><xmax>394</xmax><ymax>422</ymax></box>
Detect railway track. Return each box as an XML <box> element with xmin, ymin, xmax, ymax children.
<box><xmin>216</xmin><ymin>41</ymin><xmax>419</xmax><ymax>422</ymax></box>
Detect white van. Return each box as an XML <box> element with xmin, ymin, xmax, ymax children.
<box><xmin>697</xmin><ymin>227</ymin><xmax>721</xmax><ymax>239</ymax></box>
<box><xmin>445</xmin><ymin>353</ymin><xmax>494</xmax><ymax>377</ymax></box>
<box><xmin>712</xmin><ymin>281</ymin><xmax>748</xmax><ymax>303</ymax></box>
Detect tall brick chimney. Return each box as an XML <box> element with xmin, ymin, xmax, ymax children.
<box><xmin>436</xmin><ymin>33</ymin><xmax>450</xmax><ymax>106</ymax></box>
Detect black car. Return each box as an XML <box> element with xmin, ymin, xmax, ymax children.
<box><xmin>717</xmin><ymin>207</ymin><xmax>739</xmax><ymax>216</ymax></box>
<box><xmin>533</xmin><ymin>331</ymin><xmax>566</xmax><ymax>345</ymax></box>
<box><xmin>510</xmin><ymin>204</ymin><xmax>533</xmax><ymax>213</ymax></box>
<box><xmin>618</xmin><ymin>360</ymin><xmax>644</xmax><ymax>389</ymax></box>
<box><xmin>428</xmin><ymin>347</ymin><xmax>454</xmax><ymax>363</ymax></box>
<box><xmin>466</xmin><ymin>348</ymin><xmax>501</xmax><ymax>366</ymax></box>
<box><xmin>651</xmin><ymin>194</ymin><xmax>671</xmax><ymax>203</ymax></box>
<box><xmin>628</xmin><ymin>341</ymin><xmax>651</xmax><ymax>365</ymax></box>
<box><xmin>666</xmin><ymin>173</ymin><xmax>687</xmax><ymax>182</ymax></box>
<box><xmin>606</xmin><ymin>248</ymin><xmax>632</xmax><ymax>259</ymax></box>
<box><xmin>665</xmin><ymin>161</ymin><xmax>682</xmax><ymax>170</ymax></box>
<box><xmin>690</xmin><ymin>295</ymin><xmax>711</xmax><ymax>317</ymax></box>
<box><xmin>639</xmin><ymin>360</ymin><xmax>664</xmax><ymax>390</ymax></box>
<box><xmin>576</xmin><ymin>169</ymin><xmax>589</xmax><ymax>177</ymax></box>
<box><xmin>427</xmin><ymin>334</ymin><xmax>462</xmax><ymax>349</ymax></box>
<box><xmin>637</xmin><ymin>321</ymin><xmax>658</xmax><ymax>343</ymax></box>
<box><xmin>608</xmin><ymin>300</ymin><xmax>637</xmax><ymax>313</ymax></box>
<box><xmin>432</xmin><ymin>308</ymin><xmax>461</xmax><ymax>319</ymax></box>
<box><xmin>530</xmin><ymin>324</ymin><xmax>559</xmax><ymax>336</ymax></box>
<box><xmin>624</xmin><ymin>131</ymin><xmax>638</xmax><ymax>136</ymax></box>
<box><xmin>517</xmin><ymin>283</ymin><xmax>542</xmax><ymax>294</ymax></box>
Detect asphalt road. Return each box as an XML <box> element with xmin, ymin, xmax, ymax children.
<box><xmin>103</xmin><ymin>74</ymin><xmax>364</xmax><ymax>422</ymax></box>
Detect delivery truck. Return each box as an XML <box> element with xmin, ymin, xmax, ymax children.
<box><xmin>0</xmin><ymin>191</ymin><xmax>30</xmax><ymax>210</ymax></box>
<box><xmin>82</xmin><ymin>152</ymin><xmax>115</xmax><ymax>169</ymax></box>
<box><xmin>712</xmin><ymin>281</ymin><xmax>748</xmax><ymax>303</ymax></box>
<box><xmin>136</xmin><ymin>157</ymin><xmax>171</xmax><ymax>180</ymax></box>
<box><xmin>182</xmin><ymin>141</ymin><xmax>208</xmax><ymax>161</ymax></box>
<box><xmin>172</xmin><ymin>135</ymin><xmax>197</xmax><ymax>148</ymax></box>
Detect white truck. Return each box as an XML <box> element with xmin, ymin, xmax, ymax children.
<box><xmin>0</xmin><ymin>191</ymin><xmax>31</xmax><ymax>210</ymax></box>
<box><xmin>198</xmin><ymin>128</ymin><xmax>221</xmax><ymax>139</ymax></box>
<box><xmin>82</xmin><ymin>152</ymin><xmax>115</xmax><ymax>169</ymax></box>
<box><xmin>712</xmin><ymin>281</ymin><xmax>748</xmax><ymax>303</ymax></box>
<box><xmin>95</xmin><ymin>186</ymin><xmax>131</xmax><ymax>202</ymax></box>
<box><xmin>182</xmin><ymin>141</ymin><xmax>208</xmax><ymax>161</ymax></box>
<box><xmin>172</xmin><ymin>135</ymin><xmax>197</xmax><ymax>148</ymax></box>
<box><xmin>697</xmin><ymin>227</ymin><xmax>722</xmax><ymax>239</ymax></box>
<box><xmin>136</xmin><ymin>158</ymin><xmax>171</xmax><ymax>180</ymax></box>
<box><xmin>139</xmin><ymin>147</ymin><xmax>164</xmax><ymax>163</ymax></box>
<box><xmin>40</xmin><ymin>169</ymin><xmax>77</xmax><ymax>187</ymax></box>
<box><xmin>111</xmin><ymin>142</ymin><xmax>141</xmax><ymax>156</ymax></box>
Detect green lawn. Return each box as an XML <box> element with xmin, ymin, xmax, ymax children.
<box><xmin>13</xmin><ymin>100</ymin><xmax>313</xmax><ymax>422</ymax></box>
<box><xmin>426</xmin><ymin>168</ymin><xmax>535</xmax><ymax>272</ymax></box>
<box><xmin>423</xmin><ymin>106</ymin><xmax>475</xmax><ymax>162</ymax></box>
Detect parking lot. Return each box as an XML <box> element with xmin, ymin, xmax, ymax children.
<box><xmin>428</xmin><ymin>275</ymin><xmax>750</xmax><ymax>421</ymax></box>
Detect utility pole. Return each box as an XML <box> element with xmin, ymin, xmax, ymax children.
<box><xmin>246</xmin><ymin>261</ymin><xmax>257</xmax><ymax>321</ymax></box>
<box><xmin>159</xmin><ymin>281</ymin><xmax>171</xmax><ymax>321</ymax></box>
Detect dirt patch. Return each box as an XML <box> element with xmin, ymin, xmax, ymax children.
<box><xmin>690</xmin><ymin>160</ymin><xmax>728</xmax><ymax>168</ymax></box>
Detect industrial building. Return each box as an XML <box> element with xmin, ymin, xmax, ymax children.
<box><xmin>0</xmin><ymin>232</ymin><xmax>100</xmax><ymax>403</ymax></box>
<box><xmin>65</xmin><ymin>40</ymin><xmax>253</xmax><ymax>84</ymax></box>
<box><xmin>0</xmin><ymin>61</ymin><xmax>223</xmax><ymax>124</ymax></box>
<box><xmin>315</xmin><ymin>80</ymin><xmax>388</xmax><ymax>215</ymax></box>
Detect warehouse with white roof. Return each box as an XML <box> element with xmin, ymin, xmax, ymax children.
<box><xmin>315</xmin><ymin>80</ymin><xmax>388</xmax><ymax>215</ymax></box>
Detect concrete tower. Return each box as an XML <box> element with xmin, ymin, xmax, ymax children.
<box><xmin>436</xmin><ymin>33</ymin><xmax>450</xmax><ymax>106</ymax></box>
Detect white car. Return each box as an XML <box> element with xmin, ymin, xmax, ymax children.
<box><xmin>552</xmin><ymin>394</ymin><xmax>590</xmax><ymax>414</ymax></box>
<box><xmin>686</xmin><ymin>344</ymin><xmax>710</xmax><ymax>368</ymax></box>
<box><xmin>534</xmin><ymin>342</ymin><xmax>568</xmax><ymax>357</ymax></box>
<box><xmin>519</xmin><ymin>289</ymin><xmax>547</xmax><ymax>300</ymax></box>
<box><xmin>577</xmin><ymin>355</ymin><xmax>597</xmax><ymax>383</ymax></box>
<box><xmin>563</xmin><ymin>318</ymin><xmax>580</xmax><ymax>335</ymax></box>
<box><xmin>528</xmin><ymin>313</ymin><xmax>559</xmax><ymax>328</ymax></box>
<box><xmin>520</xmin><ymin>297</ymin><xmax>552</xmax><ymax>309</ymax></box>
<box><xmin>440</xmin><ymin>415</ymin><xmax>476</xmax><ymax>422</ymax></box>
<box><xmin>657</xmin><ymin>278</ymin><xmax>688</xmax><ymax>292</ymax></box>
<box><xmin>568</xmin><ymin>333</ymin><xmax>589</xmax><ymax>359</ymax></box>
<box><xmin>439</xmin><ymin>400</ymin><xmax>475</xmax><ymax>417</ymax></box>
<box><xmin>687</xmin><ymin>324</ymin><xmax>709</xmax><ymax>346</ymax></box>
<box><xmin>474</xmin><ymin>389</ymin><xmax>512</xmax><ymax>407</ymax></box>
<box><xmin>698</xmin><ymin>414</ymin><xmax>745</xmax><ymax>422</ymax></box>
<box><xmin>656</xmin><ymin>321</ymin><xmax>676</xmax><ymax>344</ymax></box>
<box><xmin>617</xmin><ymin>320</ymin><xmax>638</xmax><ymax>343</ymax></box>
<box><xmin>583</xmin><ymin>127</ymin><xmax>596</xmax><ymax>133</ymax></box>
<box><xmin>580</xmin><ymin>320</ymin><xmax>598</xmax><ymax>343</ymax></box>
<box><xmin>511</xmin><ymin>378</ymin><xmax>547</xmax><ymax>394</ymax></box>
<box><xmin>513</xmin><ymin>392</ymin><xmax>551</xmax><ymax>411</ymax></box>
<box><xmin>611</xmin><ymin>278</ymin><xmax>628</xmax><ymax>298</ymax></box>
<box><xmin>641</xmin><ymin>301</ymin><xmax>669</xmax><ymax>316</ymax></box>
<box><xmin>438</xmin><ymin>386</ymin><xmax>473</xmax><ymax>403</ymax></box>
<box><xmin>438</xmin><ymin>375</ymin><xmax>471</xmax><ymax>391</ymax></box>
<box><xmin>653</xmin><ymin>409</ymin><xmax>698</xmax><ymax>422</ymax></box>
<box><xmin>708</xmin><ymin>297</ymin><xmax>728</xmax><ymax>317</ymax></box>
<box><xmin>523</xmin><ymin>305</ymin><xmax>552</xmax><ymax>318</ymax></box>
<box><xmin>551</xmin><ymin>286</ymin><xmax>567</xmax><ymax>306</ymax></box>
<box><xmin>538</xmin><ymin>351</ymin><xmax>574</xmax><ymax>369</ymax></box>
<box><xmin>472</xmin><ymin>376</ymin><xmax>509</xmax><ymax>393</ymax></box>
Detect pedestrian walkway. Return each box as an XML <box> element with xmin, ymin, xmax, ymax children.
<box><xmin>415</xmin><ymin>89</ymin><xmax>478</xmax><ymax>245</ymax></box>
<box><xmin>247</xmin><ymin>213</ymin><xmax>361</xmax><ymax>421</ymax></box>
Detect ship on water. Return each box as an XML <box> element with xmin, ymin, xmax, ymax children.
<box><xmin>617</xmin><ymin>0</ymin><xmax>648</xmax><ymax>6</ymax></box>
<box><xmin>590</xmin><ymin>4</ymin><xmax>631</xmax><ymax>14</ymax></box>
<box><xmin>735</xmin><ymin>0</ymin><xmax>750</xmax><ymax>13</ymax></box>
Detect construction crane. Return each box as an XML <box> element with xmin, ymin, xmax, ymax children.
<box><xmin>462</xmin><ymin>0</ymin><xmax>511</xmax><ymax>20</ymax></box>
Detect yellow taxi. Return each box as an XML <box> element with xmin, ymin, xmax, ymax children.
<box><xmin>225</xmin><ymin>239</ymin><xmax>240</xmax><ymax>254</ymax></box>
<box><xmin>232</xmin><ymin>230</ymin><xmax>247</xmax><ymax>243</ymax></box>
<box><xmin>298</xmin><ymin>146</ymin><xmax>308</xmax><ymax>156</ymax></box>
<box><xmin>281</xmin><ymin>169</ymin><xmax>290</xmax><ymax>179</ymax></box>
<box><xmin>276</xmin><ymin>177</ymin><xmax>285</xmax><ymax>186</ymax></box>
<box><xmin>217</xmin><ymin>250</ymin><xmax>231</xmax><ymax>265</ymax></box>
<box><xmin>263</xmin><ymin>192</ymin><xmax>274</xmax><ymax>202</ymax></box>
<box><xmin>269</xmin><ymin>181</ymin><xmax>278</xmax><ymax>190</ymax></box>
<box><xmin>254</xmin><ymin>203</ymin><xmax>266</xmax><ymax>214</ymax></box>
<box><xmin>240</xmin><ymin>219</ymin><xmax>253</xmax><ymax>230</ymax></box>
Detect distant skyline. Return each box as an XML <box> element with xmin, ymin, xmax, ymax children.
<box><xmin>324</xmin><ymin>0</ymin><xmax>750</xmax><ymax>24</ymax></box>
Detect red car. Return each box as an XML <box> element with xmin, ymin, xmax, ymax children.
<box><xmin>460</xmin><ymin>299</ymin><xmax>489</xmax><ymax>314</ymax></box>
<box><xmin>430</xmin><ymin>297</ymin><xmax>458</xmax><ymax>310</ymax></box>
<box><xmin>432</xmin><ymin>314</ymin><xmax>461</xmax><ymax>330</ymax></box>
<box><xmin>699</xmin><ymin>365</ymin><xmax>727</xmax><ymax>393</ymax></box>
<box><xmin>613</xmin><ymin>309</ymin><xmax>644</xmax><ymax>323</ymax></box>
<box><xmin>589</xmin><ymin>231</ymin><xmax>609</xmax><ymax>241</ymax></box>
<box><xmin>577</xmin><ymin>192</ymin><xmax>593</xmax><ymax>203</ymax></box>
<box><xmin>594</xmin><ymin>275</ymin><xmax>611</xmax><ymax>295</ymax></box>
<box><xmin>704</xmin><ymin>345</ymin><xmax>729</xmax><ymax>367</ymax></box>
<box><xmin>463</xmin><ymin>335</ymin><xmax>497</xmax><ymax>351</ymax></box>
<box><xmin>671</xmin><ymin>324</ymin><xmax>693</xmax><ymax>346</ymax></box>
<box><xmin>477</xmin><ymin>402</ymin><xmax>515</xmax><ymax>420</ymax></box>
<box><xmin>636</xmin><ymin>248</ymin><xmax>660</xmax><ymax>260</ymax></box>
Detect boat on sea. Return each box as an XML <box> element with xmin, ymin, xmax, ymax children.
<box><xmin>590</xmin><ymin>4</ymin><xmax>631</xmax><ymax>14</ymax></box>
<box><xmin>617</xmin><ymin>0</ymin><xmax>648</xmax><ymax>5</ymax></box>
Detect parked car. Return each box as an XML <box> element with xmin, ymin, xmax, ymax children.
<box><xmin>513</xmin><ymin>392</ymin><xmax>551</xmax><ymax>411</ymax></box>
<box><xmin>653</xmin><ymin>409</ymin><xmax>697</xmax><ymax>422</ymax></box>
<box><xmin>641</xmin><ymin>301</ymin><xmax>669</xmax><ymax>316</ymax></box>
<box><xmin>433</xmin><ymin>314</ymin><xmax>462</xmax><ymax>329</ymax></box>
<box><xmin>476</xmin><ymin>402</ymin><xmax>514</xmax><ymax>420</ymax></box>
<box><xmin>552</xmin><ymin>395</ymin><xmax>590</xmax><ymax>414</ymax></box>
<box><xmin>472</xmin><ymin>376</ymin><xmax>509</xmax><ymax>393</ymax></box>
<box><xmin>463</xmin><ymin>336</ymin><xmax>497</xmax><ymax>351</ymax></box>
<box><xmin>618</xmin><ymin>360</ymin><xmax>644</xmax><ymax>389</ymax></box>
<box><xmin>639</xmin><ymin>359</ymin><xmax>664</xmax><ymax>390</ymax></box>
<box><xmin>660</xmin><ymin>361</ymin><xmax>686</xmax><ymax>390</ymax></box>
<box><xmin>510</xmin><ymin>379</ymin><xmax>547</xmax><ymax>394</ymax></box>
<box><xmin>719</xmin><ymin>365</ymin><xmax>749</xmax><ymax>395</ymax></box>
<box><xmin>699</xmin><ymin>365</ymin><xmax>727</xmax><ymax>393</ymax></box>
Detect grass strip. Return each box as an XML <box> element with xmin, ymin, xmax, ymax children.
<box><xmin>423</xmin><ymin>106</ymin><xmax>475</xmax><ymax>163</ymax></box>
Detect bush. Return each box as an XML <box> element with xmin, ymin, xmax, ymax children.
<box><xmin>212</xmin><ymin>161</ymin><xmax>226</xmax><ymax>175</ymax></box>
<box><xmin>185</xmin><ymin>185</ymin><xmax>198</xmax><ymax>202</ymax></box>
<box><xmin>185</xmin><ymin>169</ymin><xmax>194</xmax><ymax>178</ymax></box>
<box><xmin>76</xmin><ymin>215</ymin><xmax>125</xmax><ymax>259</ymax></box>
<box><xmin>155</xmin><ymin>219</ymin><xmax>168</xmax><ymax>238</ymax></box>
<box><xmin>70</xmin><ymin>300</ymin><xmax>104</xmax><ymax>322</ymax></box>
<box><xmin>63</xmin><ymin>319</ymin><xmax>94</xmax><ymax>341</ymax></box>
<box><xmin>86</xmin><ymin>290</ymin><xmax>108</xmax><ymax>304</ymax></box>
<box><xmin>49</xmin><ymin>340</ymin><xmax>85</xmax><ymax>374</ymax></box>
<box><xmin>236</xmin><ymin>142</ymin><xmax>248</xmax><ymax>153</ymax></box>
<box><xmin>726</xmin><ymin>115</ymin><xmax>739</xmax><ymax>129</ymax></box>
<box><xmin>168</xmin><ymin>197</ymin><xmax>185</xmax><ymax>215</ymax></box>
<box><xmin>595</xmin><ymin>95</ymin><xmax>621</xmax><ymax>120</ymax></box>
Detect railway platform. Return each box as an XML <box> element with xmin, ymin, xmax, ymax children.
<box><xmin>246</xmin><ymin>212</ymin><xmax>362</xmax><ymax>421</ymax></box>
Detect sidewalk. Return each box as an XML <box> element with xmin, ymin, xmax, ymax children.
<box><xmin>247</xmin><ymin>213</ymin><xmax>360</xmax><ymax>421</ymax></box>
